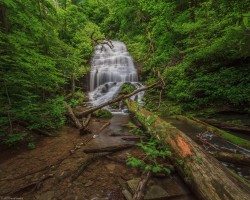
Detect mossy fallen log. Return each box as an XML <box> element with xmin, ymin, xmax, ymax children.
<box><xmin>209</xmin><ymin>152</ymin><xmax>250</xmax><ymax>166</ymax></box>
<box><xmin>176</xmin><ymin>115</ymin><xmax>250</xmax><ymax>149</ymax></box>
<box><xmin>127</xmin><ymin>100</ymin><xmax>250</xmax><ymax>200</ymax></box>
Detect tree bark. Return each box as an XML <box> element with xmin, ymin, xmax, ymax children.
<box><xmin>75</xmin><ymin>81</ymin><xmax>161</xmax><ymax>117</ymax></box>
<box><xmin>127</xmin><ymin>100</ymin><xmax>250</xmax><ymax>200</ymax></box>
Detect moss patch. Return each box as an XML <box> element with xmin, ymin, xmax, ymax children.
<box><xmin>93</xmin><ymin>109</ymin><xmax>113</xmax><ymax>118</ymax></box>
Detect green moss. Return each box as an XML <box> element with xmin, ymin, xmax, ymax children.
<box><xmin>177</xmin><ymin>115</ymin><xmax>250</xmax><ymax>149</ymax></box>
<box><xmin>93</xmin><ymin>109</ymin><xmax>113</xmax><ymax>118</ymax></box>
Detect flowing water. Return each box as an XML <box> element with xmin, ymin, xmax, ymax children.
<box><xmin>88</xmin><ymin>41</ymin><xmax>144</xmax><ymax>113</ymax></box>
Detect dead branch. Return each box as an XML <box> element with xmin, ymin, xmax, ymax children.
<box><xmin>91</xmin><ymin>31</ymin><xmax>114</xmax><ymax>49</ymax></box>
<box><xmin>64</xmin><ymin>101</ymin><xmax>83</xmax><ymax>129</ymax></box>
<box><xmin>132</xmin><ymin>170</ymin><xmax>152</xmax><ymax>200</ymax></box>
<box><xmin>99</xmin><ymin>121</ymin><xmax>111</xmax><ymax>132</ymax></box>
<box><xmin>83</xmin><ymin>144</ymin><xmax>135</xmax><ymax>154</ymax></box>
<box><xmin>75</xmin><ymin>81</ymin><xmax>161</xmax><ymax>117</ymax></box>
<box><xmin>83</xmin><ymin>114</ymin><xmax>91</xmax><ymax>127</ymax></box>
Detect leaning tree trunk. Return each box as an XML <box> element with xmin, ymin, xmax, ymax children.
<box><xmin>127</xmin><ymin>100</ymin><xmax>250</xmax><ymax>200</ymax></box>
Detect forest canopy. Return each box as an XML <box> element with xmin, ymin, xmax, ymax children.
<box><xmin>0</xmin><ymin>0</ymin><xmax>249</xmax><ymax>144</ymax></box>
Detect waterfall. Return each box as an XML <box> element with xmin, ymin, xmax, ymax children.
<box><xmin>88</xmin><ymin>41</ymin><xmax>144</xmax><ymax>113</ymax></box>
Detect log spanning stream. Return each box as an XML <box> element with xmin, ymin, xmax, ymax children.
<box><xmin>88</xmin><ymin>41</ymin><xmax>144</xmax><ymax>113</ymax></box>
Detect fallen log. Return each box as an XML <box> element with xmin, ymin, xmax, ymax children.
<box><xmin>83</xmin><ymin>144</ymin><xmax>135</xmax><ymax>154</ymax></box>
<box><xmin>75</xmin><ymin>81</ymin><xmax>161</xmax><ymax>117</ymax></box>
<box><xmin>198</xmin><ymin>118</ymin><xmax>250</xmax><ymax>133</ymax></box>
<box><xmin>132</xmin><ymin>170</ymin><xmax>152</xmax><ymax>200</ymax></box>
<box><xmin>127</xmin><ymin>100</ymin><xmax>250</xmax><ymax>200</ymax></box>
<box><xmin>83</xmin><ymin>114</ymin><xmax>92</xmax><ymax>127</ymax></box>
<box><xmin>209</xmin><ymin>152</ymin><xmax>250</xmax><ymax>166</ymax></box>
<box><xmin>176</xmin><ymin>115</ymin><xmax>250</xmax><ymax>149</ymax></box>
<box><xmin>64</xmin><ymin>101</ymin><xmax>82</xmax><ymax>129</ymax></box>
<box><xmin>64</xmin><ymin>101</ymin><xmax>91</xmax><ymax>135</ymax></box>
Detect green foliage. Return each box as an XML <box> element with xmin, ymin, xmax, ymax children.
<box><xmin>120</xmin><ymin>83</ymin><xmax>136</xmax><ymax>95</ymax></box>
<box><xmin>3</xmin><ymin>132</ymin><xmax>27</xmax><ymax>147</ymax></box>
<box><xmin>68</xmin><ymin>91</ymin><xmax>86</xmax><ymax>108</ymax></box>
<box><xmin>93</xmin><ymin>109</ymin><xmax>113</xmax><ymax>118</ymax></box>
<box><xmin>126</xmin><ymin>120</ymin><xmax>172</xmax><ymax>174</ymax></box>
<box><xmin>0</xmin><ymin>0</ymin><xmax>102</xmax><ymax>144</ymax></box>
<box><xmin>100</xmin><ymin>0</ymin><xmax>250</xmax><ymax>114</ymax></box>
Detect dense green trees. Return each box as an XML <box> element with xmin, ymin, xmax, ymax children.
<box><xmin>98</xmin><ymin>0</ymin><xmax>250</xmax><ymax>114</ymax></box>
<box><xmin>0</xmin><ymin>0</ymin><xmax>249</xmax><ymax>145</ymax></box>
<box><xmin>0</xmin><ymin>0</ymin><xmax>102</xmax><ymax>144</ymax></box>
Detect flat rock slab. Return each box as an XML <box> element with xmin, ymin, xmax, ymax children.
<box><xmin>124</xmin><ymin>176</ymin><xmax>192</xmax><ymax>200</ymax></box>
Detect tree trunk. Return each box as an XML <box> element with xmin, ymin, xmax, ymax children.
<box><xmin>127</xmin><ymin>100</ymin><xmax>250</xmax><ymax>200</ymax></box>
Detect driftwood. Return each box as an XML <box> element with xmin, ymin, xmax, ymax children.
<box><xmin>209</xmin><ymin>152</ymin><xmax>250</xmax><ymax>166</ymax></box>
<box><xmin>198</xmin><ymin>118</ymin><xmax>250</xmax><ymax>133</ymax></box>
<box><xmin>75</xmin><ymin>81</ymin><xmax>161</xmax><ymax>118</ymax></box>
<box><xmin>83</xmin><ymin>144</ymin><xmax>135</xmax><ymax>154</ymax></box>
<box><xmin>132</xmin><ymin>170</ymin><xmax>152</xmax><ymax>200</ymax></box>
<box><xmin>127</xmin><ymin>100</ymin><xmax>250</xmax><ymax>200</ymax></box>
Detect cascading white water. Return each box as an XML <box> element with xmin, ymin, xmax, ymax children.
<box><xmin>88</xmin><ymin>41</ymin><xmax>144</xmax><ymax>112</ymax></box>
